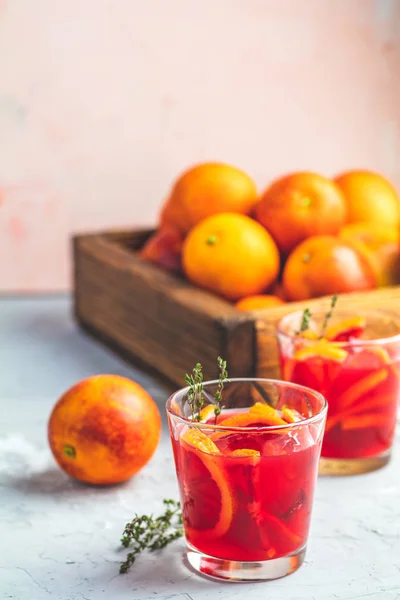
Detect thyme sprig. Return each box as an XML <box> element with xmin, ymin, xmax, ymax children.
<box><xmin>295</xmin><ymin>308</ymin><xmax>312</xmax><ymax>335</ymax></box>
<box><xmin>185</xmin><ymin>362</ymin><xmax>204</xmax><ymax>421</ymax></box>
<box><xmin>295</xmin><ymin>295</ymin><xmax>338</xmax><ymax>339</ymax></box>
<box><xmin>214</xmin><ymin>357</ymin><xmax>228</xmax><ymax>423</ymax></box>
<box><xmin>185</xmin><ymin>356</ymin><xmax>229</xmax><ymax>422</ymax></box>
<box><xmin>119</xmin><ymin>499</ymin><xmax>183</xmax><ymax>574</ymax></box>
<box><xmin>319</xmin><ymin>294</ymin><xmax>338</xmax><ymax>338</ymax></box>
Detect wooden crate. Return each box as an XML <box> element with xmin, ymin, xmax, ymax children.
<box><xmin>73</xmin><ymin>229</ymin><xmax>400</xmax><ymax>387</ymax></box>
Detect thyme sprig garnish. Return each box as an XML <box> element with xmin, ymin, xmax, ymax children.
<box><xmin>185</xmin><ymin>356</ymin><xmax>229</xmax><ymax>422</ymax></box>
<box><xmin>295</xmin><ymin>295</ymin><xmax>338</xmax><ymax>339</ymax></box>
<box><xmin>319</xmin><ymin>294</ymin><xmax>338</xmax><ymax>339</ymax></box>
<box><xmin>214</xmin><ymin>357</ymin><xmax>228</xmax><ymax>423</ymax></box>
<box><xmin>295</xmin><ymin>308</ymin><xmax>312</xmax><ymax>335</ymax></box>
<box><xmin>185</xmin><ymin>362</ymin><xmax>204</xmax><ymax>422</ymax></box>
<box><xmin>119</xmin><ymin>499</ymin><xmax>183</xmax><ymax>574</ymax></box>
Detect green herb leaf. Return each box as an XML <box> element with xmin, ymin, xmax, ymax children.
<box><xmin>119</xmin><ymin>499</ymin><xmax>183</xmax><ymax>574</ymax></box>
<box><xmin>214</xmin><ymin>356</ymin><xmax>228</xmax><ymax>423</ymax></box>
<box><xmin>319</xmin><ymin>295</ymin><xmax>338</xmax><ymax>338</ymax></box>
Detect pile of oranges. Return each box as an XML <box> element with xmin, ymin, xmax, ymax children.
<box><xmin>140</xmin><ymin>163</ymin><xmax>400</xmax><ymax>310</ymax></box>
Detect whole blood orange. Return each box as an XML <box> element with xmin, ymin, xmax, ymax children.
<box><xmin>48</xmin><ymin>375</ymin><xmax>161</xmax><ymax>485</ymax></box>
<box><xmin>160</xmin><ymin>163</ymin><xmax>258</xmax><ymax>234</ymax></box>
<box><xmin>182</xmin><ymin>213</ymin><xmax>280</xmax><ymax>300</ymax></box>
<box><xmin>235</xmin><ymin>295</ymin><xmax>285</xmax><ymax>312</ymax></box>
<box><xmin>139</xmin><ymin>227</ymin><xmax>183</xmax><ymax>273</ymax></box>
<box><xmin>255</xmin><ymin>172</ymin><xmax>347</xmax><ymax>254</ymax></box>
<box><xmin>282</xmin><ymin>235</ymin><xmax>377</xmax><ymax>301</ymax></box>
<box><xmin>335</xmin><ymin>170</ymin><xmax>400</xmax><ymax>227</ymax></box>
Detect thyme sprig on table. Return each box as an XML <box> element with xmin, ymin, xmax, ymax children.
<box><xmin>185</xmin><ymin>356</ymin><xmax>229</xmax><ymax>422</ymax></box>
<box><xmin>119</xmin><ymin>499</ymin><xmax>183</xmax><ymax>574</ymax></box>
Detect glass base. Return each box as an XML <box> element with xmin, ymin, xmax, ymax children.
<box><xmin>319</xmin><ymin>449</ymin><xmax>391</xmax><ymax>476</ymax></box>
<box><xmin>186</xmin><ymin>542</ymin><xmax>306</xmax><ymax>582</ymax></box>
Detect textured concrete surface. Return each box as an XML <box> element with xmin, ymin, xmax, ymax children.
<box><xmin>0</xmin><ymin>295</ymin><xmax>399</xmax><ymax>600</ymax></box>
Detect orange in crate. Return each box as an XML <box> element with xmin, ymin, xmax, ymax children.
<box><xmin>160</xmin><ymin>162</ymin><xmax>258</xmax><ymax>234</ymax></box>
<box><xmin>182</xmin><ymin>213</ymin><xmax>280</xmax><ymax>301</ymax></box>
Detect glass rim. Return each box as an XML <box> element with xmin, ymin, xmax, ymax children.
<box><xmin>166</xmin><ymin>377</ymin><xmax>328</xmax><ymax>432</ymax></box>
<box><xmin>276</xmin><ymin>308</ymin><xmax>400</xmax><ymax>348</ymax></box>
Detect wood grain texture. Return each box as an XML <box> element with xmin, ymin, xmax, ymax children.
<box><xmin>73</xmin><ymin>231</ymin><xmax>256</xmax><ymax>386</ymax></box>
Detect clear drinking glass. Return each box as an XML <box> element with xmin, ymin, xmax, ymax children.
<box><xmin>277</xmin><ymin>309</ymin><xmax>400</xmax><ymax>476</ymax></box>
<box><xmin>166</xmin><ymin>378</ymin><xmax>327</xmax><ymax>582</ymax></box>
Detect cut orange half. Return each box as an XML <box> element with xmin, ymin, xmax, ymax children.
<box><xmin>294</xmin><ymin>340</ymin><xmax>348</xmax><ymax>363</ymax></box>
<box><xmin>325</xmin><ymin>316</ymin><xmax>366</xmax><ymax>342</ymax></box>
<box><xmin>180</xmin><ymin>429</ymin><xmax>233</xmax><ymax>539</ymax></box>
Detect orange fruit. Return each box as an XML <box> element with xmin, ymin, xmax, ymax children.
<box><xmin>255</xmin><ymin>172</ymin><xmax>347</xmax><ymax>254</ymax></box>
<box><xmin>282</xmin><ymin>235</ymin><xmax>377</xmax><ymax>301</ymax></box>
<box><xmin>139</xmin><ymin>227</ymin><xmax>183</xmax><ymax>273</ymax></box>
<box><xmin>48</xmin><ymin>375</ymin><xmax>161</xmax><ymax>485</ymax></box>
<box><xmin>339</xmin><ymin>222</ymin><xmax>400</xmax><ymax>287</ymax></box>
<box><xmin>335</xmin><ymin>170</ymin><xmax>400</xmax><ymax>227</ymax></box>
<box><xmin>235</xmin><ymin>294</ymin><xmax>285</xmax><ymax>312</ymax></box>
<box><xmin>182</xmin><ymin>213</ymin><xmax>280</xmax><ymax>300</ymax></box>
<box><xmin>160</xmin><ymin>162</ymin><xmax>258</xmax><ymax>234</ymax></box>
<box><xmin>180</xmin><ymin>428</ymin><xmax>234</xmax><ymax>538</ymax></box>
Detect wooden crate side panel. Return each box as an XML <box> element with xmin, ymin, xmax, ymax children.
<box><xmin>255</xmin><ymin>288</ymin><xmax>400</xmax><ymax>379</ymax></box>
<box><xmin>73</xmin><ymin>235</ymin><xmax>256</xmax><ymax>385</ymax></box>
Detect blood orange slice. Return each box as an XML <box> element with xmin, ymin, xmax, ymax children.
<box><xmin>282</xmin><ymin>406</ymin><xmax>303</xmax><ymax>423</ymax></box>
<box><xmin>198</xmin><ymin>404</ymin><xmax>217</xmax><ymax>423</ymax></box>
<box><xmin>294</xmin><ymin>340</ymin><xmax>348</xmax><ymax>362</ymax></box>
<box><xmin>325</xmin><ymin>316</ymin><xmax>366</xmax><ymax>342</ymax></box>
<box><xmin>180</xmin><ymin>429</ymin><xmax>233</xmax><ymax>538</ymax></box>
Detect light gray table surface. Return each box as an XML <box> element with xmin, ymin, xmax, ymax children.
<box><xmin>0</xmin><ymin>295</ymin><xmax>399</xmax><ymax>600</ymax></box>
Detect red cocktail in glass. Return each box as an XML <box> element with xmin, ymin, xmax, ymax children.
<box><xmin>166</xmin><ymin>378</ymin><xmax>326</xmax><ymax>581</ymax></box>
<box><xmin>277</xmin><ymin>309</ymin><xmax>400</xmax><ymax>475</ymax></box>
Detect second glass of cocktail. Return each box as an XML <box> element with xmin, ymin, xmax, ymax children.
<box><xmin>166</xmin><ymin>377</ymin><xmax>326</xmax><ymax>582</ymax></box>
<box><xmin>277</xmin><ymin>306</ymin><xmax>400</xmax><ymax>475</ymax></box>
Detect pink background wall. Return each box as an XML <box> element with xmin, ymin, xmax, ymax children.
<box><xmin>0</xmin><ymin>0</ymin><xmax>399</xmax><ymax>292</ymax></box>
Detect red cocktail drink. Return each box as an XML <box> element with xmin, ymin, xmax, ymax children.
<box><xmin>277</xmin><ymin>309</ymin><xmax>400</xmax><ymax>475</ymax></box>
<box><xmin>167</xmin><ymin>379</ymin><xmax>326</xmax><ymax>581</ymax></box>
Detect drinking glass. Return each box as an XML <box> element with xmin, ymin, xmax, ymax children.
<box><xmin>277</xmin><ymin>309</ymin><xmax>400</xmax><ymax>475</ymax></box>
<box><xmin>166</xmin><ymin>378</ymin><xmax>326</xmax><ymax>582</ymax></box>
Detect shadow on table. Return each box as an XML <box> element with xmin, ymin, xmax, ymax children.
<box><xmin>7</xmin><ymin>466</ymin><xmax>136</xmax><ymax>498</ymax></box>
<box><xmin>102</xmin><ymin>543</ymin><xmax>237</xmax><ymax>596</ymax></box>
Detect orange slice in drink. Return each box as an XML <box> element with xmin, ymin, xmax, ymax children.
<box><xmin>228</xmin><ymin>448</ymin><xmax>260</xmax><ymax>457</ymax></box>
<box><xmin>294</xmin><ymin>340</ymin><xmax>348</xmax><ymax>362</ymax></box>
<box><xmin>325</xmin><ymin>316</ymin><xmax>366</xmax><ymax>342</ymax></box>
<box><xmin>282</xmin><ymin>406</ymin><xmax>303</xmax><ymax>423</ymax></box>
<box><xmin>180</xmin><ymin>428</ymin><xmax>233</xmax><ymax>538</ymax></box>
<box><xmin>198</xmin><ymin>404</ymin><xmax>217</xmax><ymax>423</ymax></box>
<box><xmin>341</xmin><ymin>413</ymin><xmax>393</xmax><ymax>431</ymax></box>
<box><xmin>336</xmin><ymin>368</ymin><xmax>388</xmax><ymax>411</ymax></box>
<box><xmin>249</xmin><ymin>402</ymin><xmax>287</xmax><ymax>425</ymax></box>
<box><xmin>298</xmin><ymin>329</ymin><xmax>319</xmax><ymax>340</ymax></box>
<box><xmin>210</xmin><ymin>404</ymin><xmax>287</xmax><ymax>442</ymax></box>
<box><xmin>182</xmin><ymin>427</ymin><xmax>220</xmax><ymax>454</ymax></box>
